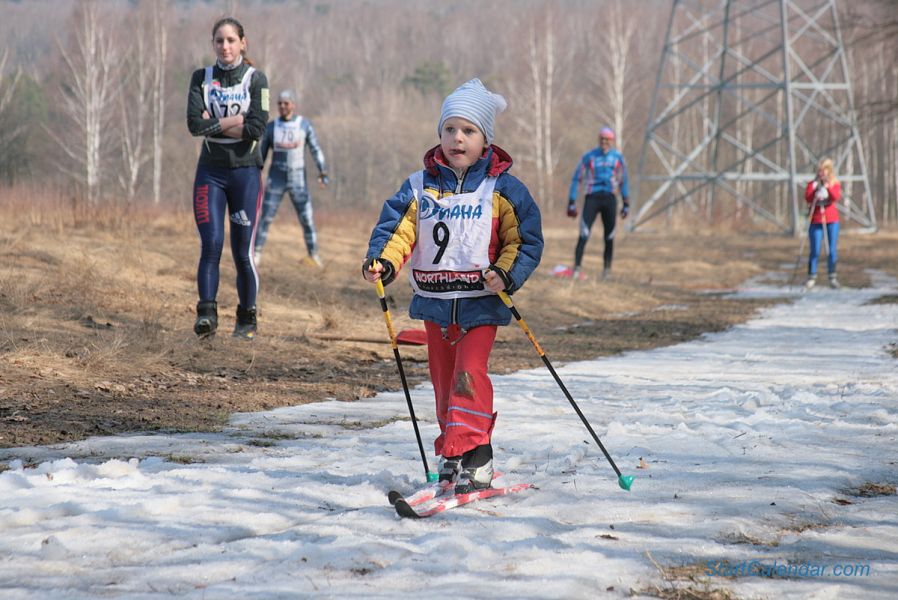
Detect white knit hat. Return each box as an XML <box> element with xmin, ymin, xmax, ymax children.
<box><xmin>438</xmin><ymin>78</ymin><xmax>508</xmax><ymax>144</ymax></box>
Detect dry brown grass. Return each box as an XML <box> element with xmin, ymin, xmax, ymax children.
<box><xmin>716</xmin><ymin>530</ymin><xmax>779</xmax><ymax>547</ymax></box>
<box><xmin>637</xmin><ymin>553</ymin><xmax>741</xmax><ymax>600</ymax></box>
<box><xmin>849</xmin><ymin>482</ymin><xmax>897</xmax><ymax>497</ymax></box>
<box><xmin>2</xmin><ymin>190</ymin><xmax>897</xmax><ymax>448</ymax></box>
<box><xmin>637</xmin><ymin>585</ymin><xmax>738</xmax><ymax>600</ymax></box>
<box><xmin>865</xmin><ymin>294</ymin><xmax>898</xmax><ymax>305</ymax></box>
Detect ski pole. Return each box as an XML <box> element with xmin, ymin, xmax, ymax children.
<box><xmin>497</xmin><ymin>291</ymin><xmax>634</xmax><ymax>491</ymax></box>
<box><xmin>370</xmin><ymin>262</ymin><xmax>437</xmax><ymax>483</ymax></box>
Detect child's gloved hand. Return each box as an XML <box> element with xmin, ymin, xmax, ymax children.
<box><xmin>620</xmin><ymin>202</ymin><xmax>630</xmax><ymax>219</ymax></box>
<box><xmin>483</xmin><ymin>269</ymin><xmax>504</xmax><ymax>292</ymax></box>
<box><xmin>483</xmin><ymin>266</ymin><xmax>513</xmax><ymax>293</ymax></box>
<box><xmin>566</xmin><ymin>203</ymin><xmax>578</xmax><ymax>218</ymax></box>
<box><xmin>362</xmin><ymin>257</ymin><xmax>385</xmax><ymax>282</ymax></box>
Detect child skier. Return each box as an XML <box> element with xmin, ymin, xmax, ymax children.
<box><xmin>362</xmin><ymin>79</ymin><xmax>543</xmax><ymax>494</ymax></box>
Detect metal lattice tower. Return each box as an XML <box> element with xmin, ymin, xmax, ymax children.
<box><xmin>633</xmin><ymin>0</ymin><xmax>875</xmax><ymax>233</ymax></box>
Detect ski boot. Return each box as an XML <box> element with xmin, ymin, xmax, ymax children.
<box><xmin>194</xmin><ymin>300</ymin><xmax>218</xmax><ymax>338</ymax></box>
<box><xmin>455</xmin><ymin>444</ymin><xmax>493</xmax><ymax>495</ymax></box>
<box><xmin>438</xmin><ymin>455</ymin><xmax>462</xmax><ymax>484</ymax></box>
<box><xmin>232</xmin><ymin>305</ymin><xmax>257</xmax><ymax>339</ymax></box>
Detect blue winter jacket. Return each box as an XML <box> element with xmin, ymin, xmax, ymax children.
<box><xmin>568</xmin><ymin>147</ymin><xmax>629</xmax><ymax>201</ymax></box>
<box><xmin>365</xmin><ymin>145</ymin><xmax>543</xmax><ymax>328</ymax></box>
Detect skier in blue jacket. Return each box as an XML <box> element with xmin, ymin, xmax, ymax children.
<box><xmin>567</xmin><ymin>126</ymin><xmax>629</xmax><ymax>280</ymax></box>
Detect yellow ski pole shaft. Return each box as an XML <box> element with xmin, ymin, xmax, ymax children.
<box><xmin>372</xmin><ymin>265</ymin><xmax>436</xmax><ymax>482</ymax></box>
<box><xmin>497</xmin><ymin>291</ymin><xmax>634</xmax><ymax>491</ymax></box>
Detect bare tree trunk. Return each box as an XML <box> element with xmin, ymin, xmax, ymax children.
<box><xmin>0</xmin><ymin>49</ymin><xmax>24</xmax><ymax>177</ymax></box>
<box><xmin>529</xmin><ymin>23</ymin><xmax>546</xmax><ymax>204</ymax></box>
<box><xmin>505</xmin><ymin>8</ymin><xmax>558</xmax><ymax>208</ymax></box>
<box><xmin>52</xmin><ymin>1</ymin><xmax>119</xmax><ymax>204</ymax></box>
<box><xmin>0</xmin><ymin>49</ymin><xmax>21</xmax><ymax>132</ymax></box>
<box><xmin>118</xmin><ymin>12</ymin><xmax>151</xmax><ymax>203</ymax></box>
<box><xmin>544</xmin><ymin>10</ymin><xmax>555</xmax><ymax>203</ymax></box>
<box><xmin>151</xmin><ymin>0</ymin><xmax>167</xmax><ymax>204</ymax></box>
<box><xmin>591</xmin><ymin>0</ymin><xmax>636</xmax><ymax>151</ymax></box>
<box><xmin>609</xmin><ymin>1</ymin><xmax>635</xmax><ymax>150</ymax></box>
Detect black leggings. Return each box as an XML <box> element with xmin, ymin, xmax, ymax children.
<box><xmin>193</xmin><ymin>164</ymin><xmax>261</xmax><ymax>307</ymax></box>
<box><xmin>574</xmin><ymin>192</ymin><xmax>616</xmax><ymax>269</ymax></box>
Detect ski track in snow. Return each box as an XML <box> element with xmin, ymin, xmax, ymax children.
<box><xmin>1</xmin><ymin>271</ymin><xmax>897</xmax><ymax>599</ymax></box>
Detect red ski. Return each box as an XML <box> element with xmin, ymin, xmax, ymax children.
<box><xmin>394</xmin><ymin>483</ymin><xmax>534</xmax><ymax>519</ymax></box>
<box><xmin>387</xmin><ymin>471</ymin><xmax>505</xmax><ymax>507</ymax></box>
<box><xmin>387</xmin><ymin>480</ymin><xmax>453</xmax><ymax>507</ymax></box>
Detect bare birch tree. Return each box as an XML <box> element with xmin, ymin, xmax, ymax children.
<box><xmin>51</xmin><ymin>1</ymin><xmax>119</xmax><ymax>204</ymax></box>
<box><xmin>116</xmin><ymin>10</ymin><xmax>152</xmax><ymax>203</ymax></box>
<box><xmin>527</xmin><ymin>22</ymin><xmax>546</xmax><ymax>203</ymax></box>
<box><xmin>591</xmin><ymin>0</ymin><xmax>638</xmax><ymax>152</ymax></box>
<box><xmin>0</xmin><ymin>49</ymin><xmax>23</xmax><ymax>177</ymax></box>
<box><xmin>504</xmin><ymin>7</ymin><xmax>558</xmax><ymax>206</ymax></box>
<box><xmin>150</xmin><ymin>0</ymin><xmax>167</xmax><ymax>205</ymax></box>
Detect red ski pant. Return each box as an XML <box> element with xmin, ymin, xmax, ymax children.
<box><xmin>424</xmin><ymin>321</ymin><xmax>497</xmax><ymax>458</ymax></box>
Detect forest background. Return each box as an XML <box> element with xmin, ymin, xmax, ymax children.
<box><xmin>1</xmin><ymin>0</ymin><xmax>896</xmax><ymax>224</ymax></box>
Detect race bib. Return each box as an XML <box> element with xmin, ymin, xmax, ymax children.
<box><xmin>407</xmin><ymin>170</ymin><xmax>497</xmax><ymax>299</ymax></box>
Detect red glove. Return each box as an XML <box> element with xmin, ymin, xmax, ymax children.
<box><xmin>566</xmin><ymin>203</ymin><xmax>578</xmax><ymax>218</ymax></box>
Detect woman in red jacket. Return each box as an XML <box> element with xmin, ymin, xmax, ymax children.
<box><xmin>804</xmin><ymin>158</ymin><xmax>842</xmax><ymax>289</ymax></box>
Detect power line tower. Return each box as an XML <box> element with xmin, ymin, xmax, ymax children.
<box><xmin>632</xmin><ymin>0</ymin><xmax>875</xmax><ymax>234</ymax></box>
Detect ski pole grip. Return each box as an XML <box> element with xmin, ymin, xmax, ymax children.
<box><xmin>371</xmin><ymin>261</ymin><xmax>399</xmax><ymax>345</ymax></box>
<box><xmin>371</xmin><ymin>260</ymin><xmax>387</xmax><ymax>299</ymax></box>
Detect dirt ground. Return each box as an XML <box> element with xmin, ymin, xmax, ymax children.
<box><xmin>1</xmin><ymin>202</ymin><xmax>896</xmax><ymax>451</ymax></box>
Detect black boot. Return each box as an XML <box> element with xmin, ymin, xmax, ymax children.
<box><xmin>455</xmin><ymin>444</ymin><xmax>494</xmax><ymax>494</ymax></box>
<box><xmin>194</xmin><ymin>300</ymin><xmax>218</xmax><ymax>337</ymax></box>
<box><xmin>233</xmin><ymin>305</ymin><xmax>257</xmax><ymax>339</ymax></box>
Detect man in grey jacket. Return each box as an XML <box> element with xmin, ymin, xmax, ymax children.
<box><xmin>255</xmin><ymin>89</ymin><xmax>328</xmax><ymax>266</ymax></box>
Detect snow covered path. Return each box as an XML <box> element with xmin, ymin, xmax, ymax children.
<box><xmin>2</xmin><ymin>275</ymin><xmax>897</xmax><ymax>599</ymax></box>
